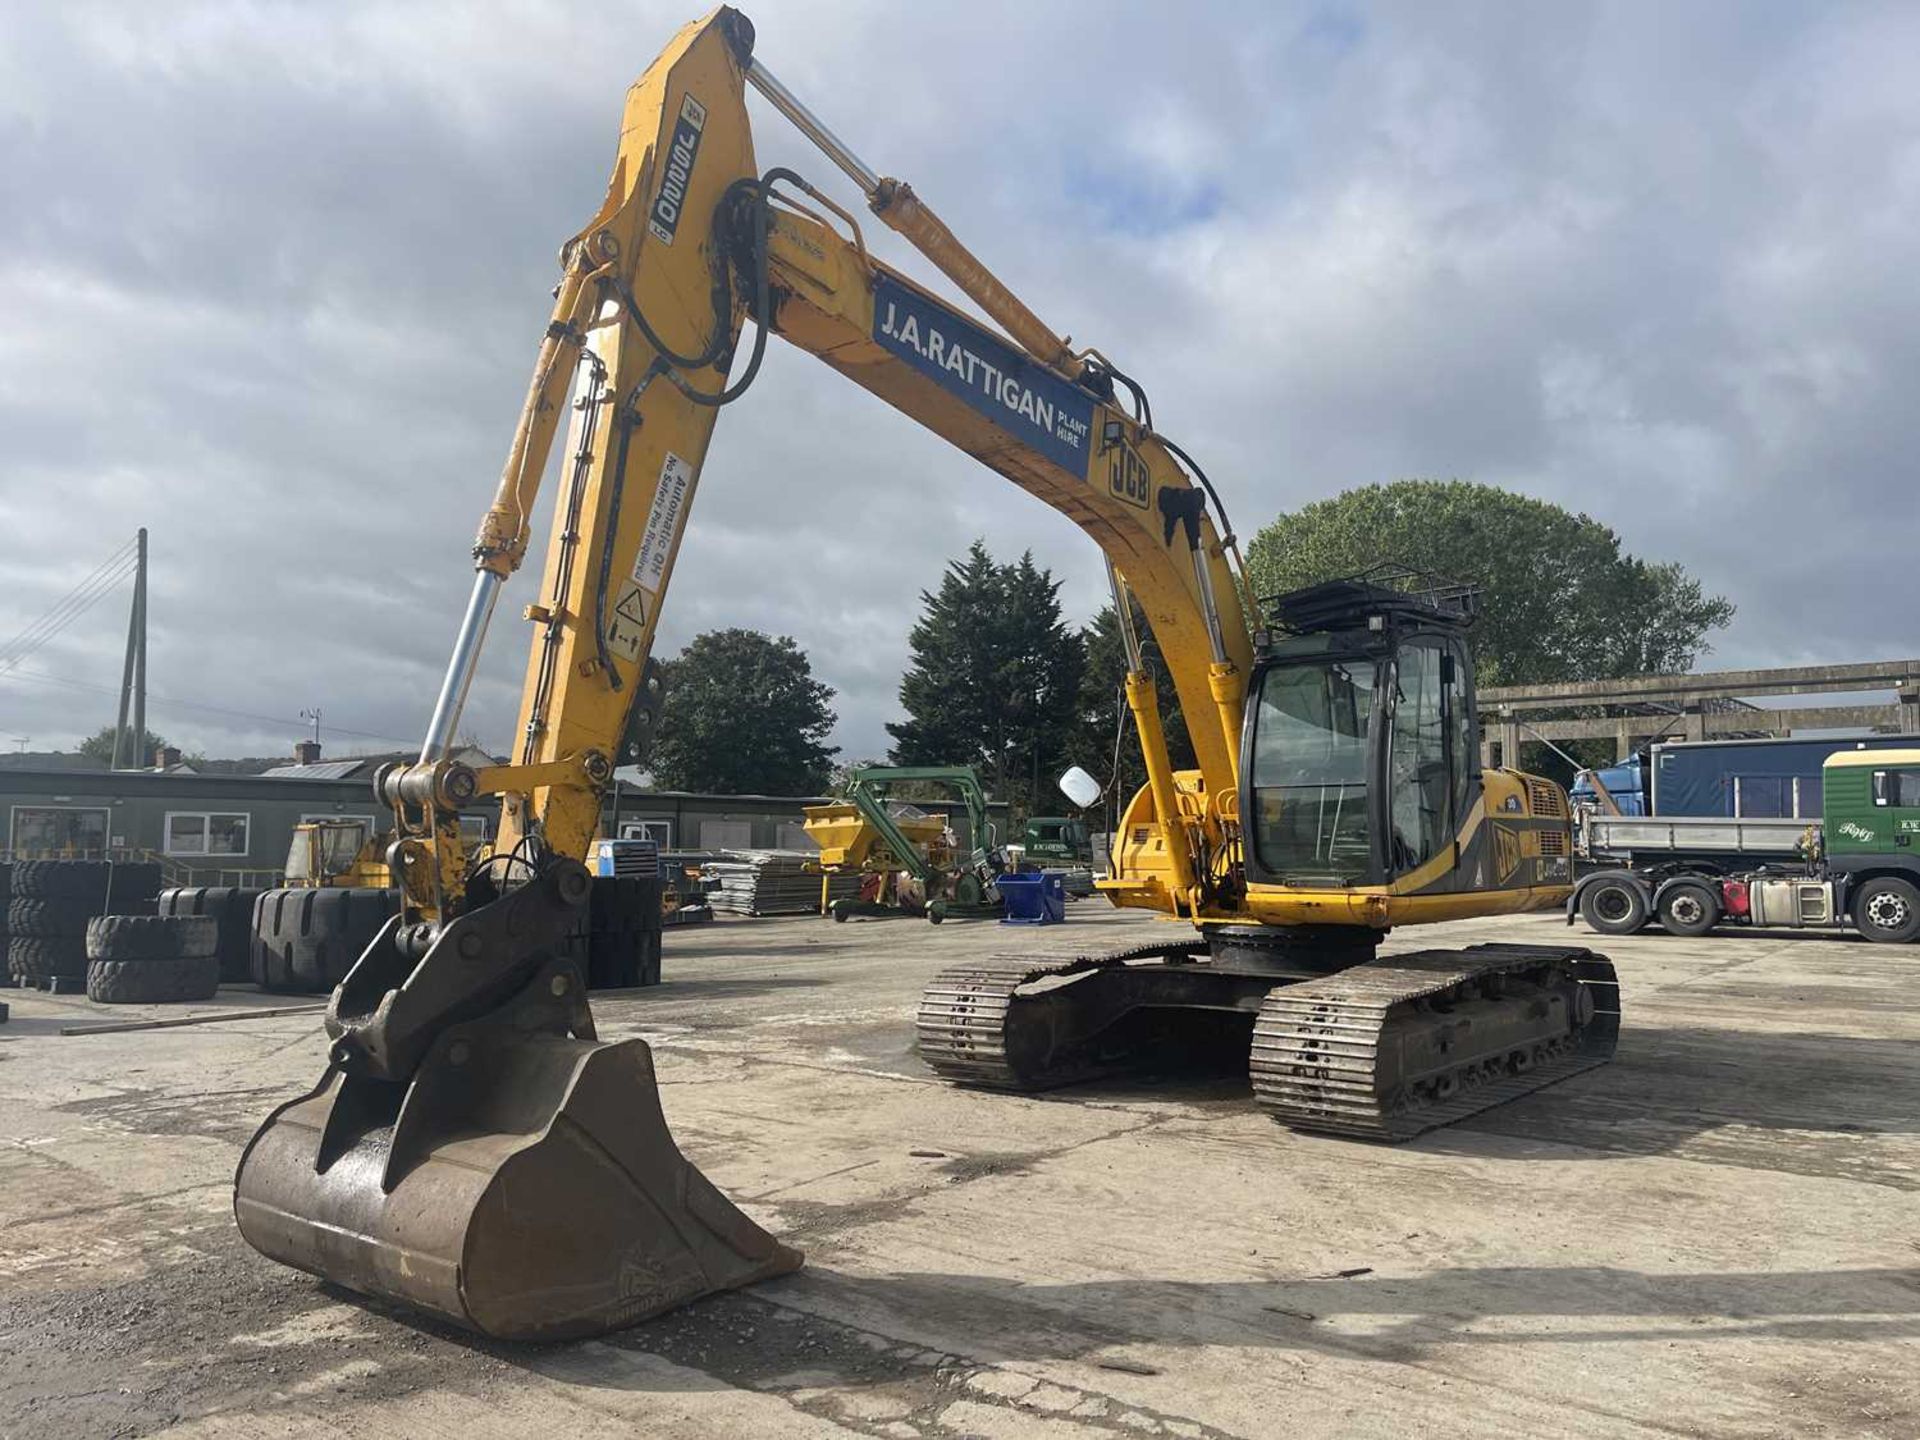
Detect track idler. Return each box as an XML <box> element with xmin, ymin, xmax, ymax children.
<box><xmin>233</xmin><ymin>859</ymin><xmax>800</xmax><ymax>1341</ymax></box>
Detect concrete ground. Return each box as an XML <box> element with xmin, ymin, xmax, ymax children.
<box><xmin>1</xmin><ymin>905</ymin><xmax>1915</xmax><ymax>1439</ymax></box>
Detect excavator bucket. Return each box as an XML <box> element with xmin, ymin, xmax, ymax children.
<box><xmin>233</xmin><ymin>861</ymin><xmax>800</xmax><ymax>1340</ymax></box>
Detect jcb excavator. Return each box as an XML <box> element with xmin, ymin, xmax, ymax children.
<box><xmin>235</xmin><ymin>7</ymin><xmax>1619</xmax><ymax>1342</ymax></box>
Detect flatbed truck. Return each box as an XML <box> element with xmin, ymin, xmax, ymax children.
<box><xmin>1571</xmin><ymin>747</ymin><xmax>1920</xmax><ymax>943</ymax></box>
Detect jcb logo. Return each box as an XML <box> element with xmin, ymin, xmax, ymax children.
<box><xmin>1107</xmin><ymin>442</ymin><xmax>1150</xmax><ymax>510</ymax></box>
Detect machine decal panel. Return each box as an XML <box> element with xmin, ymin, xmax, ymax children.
<box><xmin>631</xmin><ymin>452</ymin><xmax>694</xmax><ymax>597</ymax></box>
<box><xmin>872</xmin><ymin>274</ymin><xmax>1093</xmax><ymax>477</ymax></box>
<box><xmin>648</xmin><ymin>93</ymin><xmax>708</xmax><ymax>247</ymax></box>
<box><xmin>606</xmin><ymin>582</ymin><xmax>647</xmax><ymax>663</ymax></box>
<box><xmin>1107</xmin><ymin>439</ymin><xmax>1150</xmax><ymax>509</ymax></box>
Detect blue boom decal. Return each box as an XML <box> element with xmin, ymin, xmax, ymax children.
<box><xmin>872</xmin><ymin>274</ymin><xmax>1094</xmax><ymax>478</ymax></box>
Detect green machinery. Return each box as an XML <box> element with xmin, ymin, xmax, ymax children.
<box><xmin>1019</xmin><ymin>816</ymin><xmax>1093</xmax><ymax>866</ymax></box>
<box><xmin>1016</xmin><ymin>813</ymin><xmax>1097</xmax><ymax>898</ymax></box>
<box><xmin>803</xmin><ymin>766</ymin><xmax>1004</xmax><ymax>923</ymax></box>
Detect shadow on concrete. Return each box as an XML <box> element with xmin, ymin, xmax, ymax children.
<box><xmin>1426</xmin><ymin>1023</ymin><xmax>1920</xmax><ymax>1176</ymax></box>
<box><xmin>668</xmin><ymin>940</ymin><xmax>871</xmax><ymax>961</ymax></box>
<box><xmin>0</xmin><ymin>1013</ymin><xmax>90</xmax><ymax>1039</ymax></box>
<box><xmin>500</xmin><ymin>1258</ymin><xmax>1920</xmax><ymax>1413</ymax></box>
<box><xmin>596</xmin><ymin>975</ymin><xmax>831</xmax><ymax>1006</ymax></box>
<box><xmin>793</xmin><ymin>1260</ymin><xmax>1920</xmax><ymax>1360</ymax></box>
<box><xmin>936</xmin><ymin>1017</ymin><xmax>1920</xmax><ymax>1180</ymax></box>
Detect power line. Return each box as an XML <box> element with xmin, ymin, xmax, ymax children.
<box><xmin>0</xmin><ymin>664</ymin><xmax>421</xmax><ymax>748</ymax></box>
<box><xmin>0</xmin><ymin>538</ymin><xmax>137</xmax><ymax>667</ymax></box>
<box><xmin>0</xmin><ymin>537</ymin><xmax>141</xmax><ymax>675</ymax></box>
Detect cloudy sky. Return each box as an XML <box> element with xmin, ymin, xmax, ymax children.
<box><xmin>1</xmin><ymin>1</ymin><xmax>1913</xmax><ymax>765</ymax></box>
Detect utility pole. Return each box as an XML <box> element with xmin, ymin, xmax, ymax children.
<box><xmin>111</xmin><ymin>528</ymin><xmax>148</xmax><ymax>769</ymax></box>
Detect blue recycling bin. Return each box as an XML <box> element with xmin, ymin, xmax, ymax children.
<box><xmin>997</xmin><ymin>870</ymin><xmax>1066</xmax><ymax>925</ymax></box>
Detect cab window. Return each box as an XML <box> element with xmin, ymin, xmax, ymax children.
<box><xmin>1872</xmin><ymin>769</ymin><xmax>1920</xmax><ymax>806</ymax></box>
<box><xmin>1249</xmin><ymin>656</ymin><xmax>1375</xmax><ymax>883</ymax></box>
<box><xmin>1388</xmin><ymin>642</ymin><xmax>1449</xmax><ymax>874</ymax></box>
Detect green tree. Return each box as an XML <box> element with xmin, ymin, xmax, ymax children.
<box><xmin>651</xmin><ymin>629</ymin><xmax>838</xmax><ymax>795</ymax></box>
<box><xmin>1245</xmin><ymin>480</ymin><xmax>1734</xmax><ymax>686</ymax></box>
<box><xmin>78</xmin><ymin>724</ymin><xmax>168</xmax><ymax>766</ymax></box>
<box><xmin>887</xmin><ymin>541</ymin><xmax>1085</xmax><ymax>816</ymax></box>
<box><xmin>1067</xmin><ymin>603</ymin><xmax>1195</xmax><ymax>814</ymax></box>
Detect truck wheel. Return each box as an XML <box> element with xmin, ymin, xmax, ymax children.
<box><xmin>1853</xmin><ymin>877</ymin><xmax>1920</xmax><ymax>944</ymax></box>
<box><xmin>1579</xmin><ymin>876</ymin><xmax>1649</xmax><ymax>936</ymax></box>
<box><xmin>1657</xmin><ymin>882</ymin><xmax>1720</xmax><ymax>938</ymax></box>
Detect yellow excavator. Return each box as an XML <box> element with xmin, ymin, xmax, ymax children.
<box><xmin>235</xmin><ymin>7</ymin><xmax>1619</xmax><ymax>1342</ymax></box>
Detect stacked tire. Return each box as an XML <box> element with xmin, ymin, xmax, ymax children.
<box><xmin>158</xmin><ymin>886</ymin><xmax>265</xmax><ymax>984</ymax></box>
<box><xmin>250</xmin><ymin>887</ymin><xmax>401</xmax><ymax>993</ymax></box>
<box><xmin>7</xmin><ymin>861</ymin><xmax>162</xmax><ymax>988</ymax></box>
<box><xmin>85</xmin><ymin>915</ymin><xmax>220</xmax><ymax>1003</ymax></box>
<box><xmin>0</xmin><ymin>863</ymin><xmax>11</xmax><ymax>986</ymax></box>
<box><xmin>582</xmin><ymin>875</ymin><xmax>664</xmax><ymax>989</ymax></box>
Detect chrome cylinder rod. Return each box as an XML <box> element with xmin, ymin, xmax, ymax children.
<box><xmin>420</xmin><ymin>570</ymin><xmax>503</xmax><ymax>762</ymax></box>
<box><xmin>1107</xmin><ymin>561</ymin><xmax>1145</xmax><ymax>673</ymax></box>
<box><xmin>1189</xmin><ymin>546</ymin><xmax>1229</xmax><ymax>666</ymax></box>
<box><xmin>746</xmin><ymin>59</ymin><xmax>880</xmax><ymax>196</ymax></box>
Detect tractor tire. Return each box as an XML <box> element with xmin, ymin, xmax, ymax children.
<box><xmin>13</xmin><ymin>860</ymin><xmax>161</xmax><ymax>913</ymax></box>
<box><xmin>1853</xmin><ymin>877</ymin><xmax>1920</xmax><ymax>944</ymax></box>
<box><xmin>250</xmin><ymin>887</ymin><xmax>401</xmax><ymax>993</ymax></box>
<box><xmin>1657</xmin><ymin>881</ymin><xmax>1721</xmax><ymax>938</ymax></box>
<box><xmin>159</xmin><ymin>886</ymin><xmax>265</xmax><ymax>983</ymax></box>
<box><xmin>86</xmin><ymin>952</ymin><xmax>221</xmax><ymax>1004</ymax></box>
<box><xmin>1579</xmin><ymin>875</ymin><xmax>1651</xmax><ymax>936</ymax></box>
<box><xmin>86</xmin><ymin>914</ymin><xmax>218</xmax><ymax>962</ymax></box>
<box><xmin>9</xmin><ymin>934</ymin><xmax>88</xmax><ymax>983</ymax></box>
<box><xmin>8</xmin><ymin>896</ymin><xmax>93</xmax><ymax>938</ymax></box>
<box><xmin>11</xmin><ymin>860</ymin><xmax>110</xmax><ymax>903</ymax></box>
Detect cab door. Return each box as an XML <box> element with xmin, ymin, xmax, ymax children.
<box><xmin>1383</xmin><ymin>635</ymin><xmax>1479</xmax><ymax>886</ymax></box>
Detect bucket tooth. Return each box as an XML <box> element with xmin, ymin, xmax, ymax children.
<box><xmin>235</xmin><ymin>953</ymin><xmax>800</xmax><ymax>1341</ymax></box>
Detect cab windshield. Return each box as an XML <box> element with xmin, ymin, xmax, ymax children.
<box><xmin>1249</xmin><ymin>656</ymin><xmax>1375</xmax><ymax>884</ymax></box>
<box><xmin>312</xmin><ymin>822</ymin><xmax>369</xmax><ymax>879</ymax></box>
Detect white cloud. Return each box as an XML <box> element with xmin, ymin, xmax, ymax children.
<box><xmin>1</xmin><ymin>0</ymin><xmax>1915</xmax><ymax>767</ymax></box>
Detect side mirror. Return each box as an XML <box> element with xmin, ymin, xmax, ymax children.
<box><xmin>1058</xmin><ymin>766</ymin><xmax>1103</xmax><ymax>809</ymax></box>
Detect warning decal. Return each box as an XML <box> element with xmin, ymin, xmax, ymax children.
<box><xmin>605</xmin><ymin>582</ymin><xmax>648</xmax><ymax>663</ymax></box>
<box><xmin>631</xmin><ymin>452</ymin><xmax>694</xmax><ymax>597</ymax></box>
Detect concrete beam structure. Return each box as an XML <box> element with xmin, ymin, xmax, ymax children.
<box><xmin>1514</xmin><ymin>704</ymin><xmax>1920</xmax><ymax>743</ymax></box>
<box><xmin>1478</xmin><ymin>658</ymin><xmax>1920</xmax><ymax>765</ymax></box>
<box><xmin>1483</xmin><ymin>659</ymin><xmax>1920</xmax><ymax>710</ymax></box>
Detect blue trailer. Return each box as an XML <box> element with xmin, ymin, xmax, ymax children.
<box><xmin>1648</xmin><ymin>735</ymin><xmax>1916</xmax><ymax>819</ymax></box>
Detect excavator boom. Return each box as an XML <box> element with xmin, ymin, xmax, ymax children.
<box><xmin>235</xmin><ymin>6</ymin><xmax>1618</xmax><ymax>1342</ymax></box>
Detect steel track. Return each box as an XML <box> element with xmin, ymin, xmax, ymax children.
<box><xmin>915</xmin><ymin>939</ymin><xmax>1620</xmax><ymax>1142</ymax></box>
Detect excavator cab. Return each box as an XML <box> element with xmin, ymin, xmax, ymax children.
<box><xmin>1244</xmin><ymin>568</ymin><xmax>1482</xmax><ymax>892</ymax></box>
